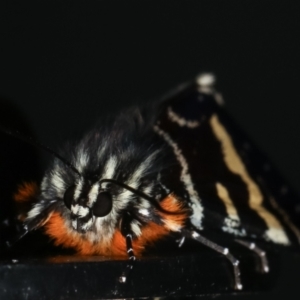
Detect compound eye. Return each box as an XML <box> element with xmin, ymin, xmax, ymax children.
<box><xmin>92</xmin><ymin>192</ymin><xmax>113</xmax><ymax>217</ymax></box>
<box><xmin>63</xmin><ymin>185</ymin><xmax>76</xmax><ymax>210</ymax></box>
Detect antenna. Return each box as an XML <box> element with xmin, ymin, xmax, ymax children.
<box><xmin>0</xmin><ymin>125</ymin><xmax>81</xmax><ymax>176</ymax></box>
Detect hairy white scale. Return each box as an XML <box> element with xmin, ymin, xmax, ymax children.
<box><xmin>153</xmin><ymin>125</ymin><xmax>204</xmax><ymax>229</ymax></box>
<box><xmin>158</xmin><ymin>181</ymin><xmax>171</xmax><ymax>194</ymax></box>
<box><xmin>131</xmin><ymin>220</ymin><xmax>142</xmax><ymax>237</ymax></box>
<box><xmin>94</xmin><ymin>218</ymin><xmax>102</xmax><ymax>238</ymax></box>
<box><xmin>162</xmin><ymin>196</ymin><xmax>183</xmax><ymax>231</ymax></box>
<box><xmin>76</xmin><ymin>151</ymin><xmax>90</xmax><ymax>173</ymax></box>
<box><xmin>138</xmin><ymin>183</ymin><xmax>154</xmax><ymax>209</ymax></box>
<box><xmin>139</xmin><ymin>199</ymin><xmax>151</xmax><ymax>209</ymax></box>
<box><xmin>92</xmin><ymin>217</ymin><xmax>116</xmax><ymax>243</ymax></box>
<box><xmin>72</xmin><ymin>219</ymin><xmax>77</xmax><ymax>230</ymax></box>
<box><xmin>97</xmin><ymin>141</ymin><xmax>107</xmax><ymax>161</ymax></box>
<box><xmin>74</xmin><ymin>178</ymin><xmax>84</xmax><ymax>201</ymax></box>
<box><xmin>81</xmin><ymin>217</ymin><xmax>94</xmax><ymax>231</ymax></box>
<box><xmin>163</xmin><ymin>219</ymin><xmax>182</xmax><ymax>232</ymax></box>
<box><xmin>87</xmin><ymin>182</ymin><xmax>100</xmax><ymax>207</ymax></box>
<box><xmin>101</xmin><ymin>156</ymin><xmax>117</xmax><ymax>189</ymax></box>
<box><xmin>40</xmin><ymin>177</ymin><xmax>48</xmax><ymax>192</ymax></box>
<box><xmin>142</xmin><ymin>183</ymin><xmax>154</xmax><ymax>196</ymax></box>
<box><xmin>71</xmin><ymin>204</ymin><xmax>89</xmax><ymax>218</ymax></box>
<box><xmin>138</xmin><ymin>208</ymin><xmax>150</xmax><ymax>216</ymax></box>
<box><xmin>27</xmin><ymin>203</ymin><xmax>45</xmax><ymax>220</ymax></box>
<box><xmin>50</xmin><ymin>170</ymin><xmax>66</xmax><ymax>198</ymax></box>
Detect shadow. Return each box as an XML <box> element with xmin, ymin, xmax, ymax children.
<box><xmin>0</xmin><ymin>97</ymin><xmax>40</xmax><ymax>248</ymax></box>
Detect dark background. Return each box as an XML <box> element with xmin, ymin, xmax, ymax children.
<box><xmin>0</xmin><ymin>1</ymin><xmax>299</xmax><ymax>299</ymax></box>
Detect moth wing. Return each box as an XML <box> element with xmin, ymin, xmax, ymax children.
<box><xmin>156</xmin><ymin>77</ymin><xmax>300</xmax><ymax>246</ymax></box>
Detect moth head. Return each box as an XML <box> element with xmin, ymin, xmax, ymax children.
<box><xmin>62</xmin><ymin>179</ymin><xmax>113</xmax><ymax>233</ymax></box>
<box><xmin>11</xmin><ymin>109</ymin><xmax>170</xmax><ymax>249</ymax></box>
<box><xmin>30</xmin><ymin>138</ymin><xmax>164</xmax><ymax>243</ymax></box>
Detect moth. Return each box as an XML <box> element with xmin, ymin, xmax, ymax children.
<box><xmin>2</xmin><ymin>74</ymin><xmax>300</xmax><ymax>291</ymax></box>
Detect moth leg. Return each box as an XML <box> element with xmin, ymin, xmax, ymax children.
<box><xmin>6</xmin><ymin>201</ymin><xmax>56</xmax><ymax>248</ymax></box>
<box><xmin>176</xmin><ymin>236</ymin><xmax>185</xmax><ymax>248</ymax></box>
<box><xmin>5</xmin><ymin>226</ymin><xmax>28</xmax><ymax>248</ymax></box>
<box><xmin>235</xmin><ymin>239</ymin><xmax>269</xmax><ymax>273</ymax></box>
<box><xmin>119</xmin><ymin>213</ymin><xmax>137</xmax><ymax>283</ymax></box>
<box><xmin>119</xmin><ymin>233</ymin><xmax>136</xmax><ymax>283</ymax></box>
<box><xmin>182</xmin><ymin>229</ymin><xmax>242</xmax><ymax>290</ymax></box>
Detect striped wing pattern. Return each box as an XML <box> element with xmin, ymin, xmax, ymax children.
<box><xmin>156</xmin><ymin>82</ymin><xmax>300</xmax><ymax>247</ymax></box>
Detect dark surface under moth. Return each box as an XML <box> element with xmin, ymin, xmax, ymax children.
<box><xmin>0</xmin><ymin>250</ymin><xmax>280</xmax><ymax>300</ymax></box>
<box><xmin>0</xmin><ymin>239</ymin><xmax>298</xmax><ymax>299</ymax></box>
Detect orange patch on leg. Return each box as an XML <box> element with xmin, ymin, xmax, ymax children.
<box><xmin>158</xmin><ymin>193</ymin><xmax>189</xmax><ymax>229</ymax></box>
<box><xmin>44</xmin><ymin>194</ymin><xmax>189</xmax><ymax>258</ymax></box>
<box><xmin>110</xmin><ymin>194</ymin><xmax>189</xmax><ymax>256</ymax></box>
<box><xmin>45</xmin><ymin>213</ymin><xmax>124</xmax><ymax>256</ymax></box>
<box><xmin>110</xmin><ymin>222</ymin><xmax>171</xmax><ymax>257</ymax></box>
<box><xmin>14</xmin><ymin>181</ymin><xmax>39</xmax><ymax>221</ymax></box>
<box><xmin>45</xmin><ymin>212</ymin><xmax>106</xmax><ymax>256</ymax></box>
<box><xmin>14</xmin><ymin>182</ymin><xmax>39</xmax><ymax>203</ymax></box>
<box><xmin>45</xmin><ymin>212</ymin><xmax>141</xmax><ymax>257</ymax></box>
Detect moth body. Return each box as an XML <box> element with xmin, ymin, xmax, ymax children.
<box><xmin>9</xmin><ymin>75</ymin><xmax>300</xmax><ymax>290</ymax></box>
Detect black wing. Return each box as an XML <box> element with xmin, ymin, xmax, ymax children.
<box><xmin>155</xmin><ymin>76</ymin><xmax>300</xmax><ymax>246</ymax></box>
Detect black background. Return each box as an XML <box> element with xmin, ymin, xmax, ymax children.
<box><xmin>0</xmin><ymin>1</ymin><xmax>300</xmax><ymax>299</ymax></box>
